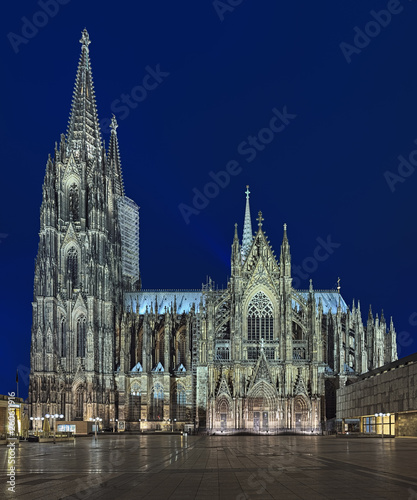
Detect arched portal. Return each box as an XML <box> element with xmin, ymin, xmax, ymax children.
<box><xmin>246</xmin><ymin>381</ymin><xmax>277</xmax><ymax>432</ymax></box>
<box><xmin>215</xmin><ymin>396</ymin><xmax>231</xmax><ymax>430</ymax></box>
<box><xmin>293</xmin><ymin>395</ymin><xmax>309</xmax><ymax>431</ymax></box>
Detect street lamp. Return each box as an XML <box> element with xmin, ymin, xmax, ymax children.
<box><xmin>45</xmin><ymin>414</ymin><xmax>64</xmax><ymax>443</ymax></box>
<box><xmin>89</xmin><ymin>417</ymin><xmax>102</xmax><ymax>440</ymax></box>
<box><xmin>30</xmin><ymin>417</ymin><xmax>44</xmax><ymax>436</ymax></box>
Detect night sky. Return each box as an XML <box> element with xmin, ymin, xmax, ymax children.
<box><xmin>1</xmin><ymin>0</ymin><xmax>417</xmax><ymax>398</ymax></box>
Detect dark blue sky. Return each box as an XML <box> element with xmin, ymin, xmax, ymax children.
<box><xmin>1</xmin><ymin>0</ymin><xmax>417</xmax><ymax>398</ymax></box>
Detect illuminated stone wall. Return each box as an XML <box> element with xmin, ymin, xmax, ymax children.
<box><xmin>337</xmin><ymin>353</ymin><xmax>417</xmax><ymax>436</ymax></box>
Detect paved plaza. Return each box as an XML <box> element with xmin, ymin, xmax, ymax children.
<box><xmin>2</xmin><ymin>435</ymin><xmax>417</xmax><ymax>499</ymax></box>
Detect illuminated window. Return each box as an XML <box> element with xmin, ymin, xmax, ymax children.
<box><xmin>247</xmin><ymin>292</ymin><xmax>273</xmax><ymax>341</ymax></box>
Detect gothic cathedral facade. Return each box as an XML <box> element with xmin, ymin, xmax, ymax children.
<box><xmin>29</xmin><ymin>31</ymin><xmax>398</xmax><ymax>434</ymax></box>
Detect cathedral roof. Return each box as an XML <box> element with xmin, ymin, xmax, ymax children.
<box><xmin>125</xmin><ymin>289</ymin><xmax>347</xmax><ymax>315</ymax></box>
<box><xmin>125</xmin><ymin>290</ymin><xmax>202</xmax><ymax>314</ymax></box>
<box><xmin>294</xmin><ymin>291</ymin><xmax>348</xmax><ymax>314</ymax></box>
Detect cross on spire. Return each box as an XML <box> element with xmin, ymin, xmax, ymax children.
<box><xmin>257</xmin><ymin>211</ymin><xmax>264</xmax><ymax>227</ymax></box>
<box><xmin>110</xmin><ymin>114</ymin><xmax>118</xmax><ymax>132</ymax></box>
<box><xmin>245</xmin><ymin>185</ymin><xmax>250</xmax><ymax>199</ymax></box>
<box><xmin>80</xmin><ymin>29</ymin><xmax>91</xmax><ymax>49</ymax></box>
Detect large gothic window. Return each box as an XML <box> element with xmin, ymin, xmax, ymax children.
<box><xmin>247</xmin><ymin>292</ymin><xmax>274</xmax><ymax>341</ymax></box>
<box><xmin>68</xmin><ymin>183</ymin><xmax>79</xmax><ymax>221</ymax></box>
<box><xmin>172</xmin><ymin>384</ymin><xmax>187</xmax><ymax>421</ymax></box>
<box><xmin>67</xmin><ymin>247</ymin><xmax>78</xmax><ymax>287</ymax></box>
<box><xmin>150</xmin><ymin>384</ymin><xmax>164</xmax><ymax>421</ymax></box>
<box><xmin>77</xmin><ymin>315</ymin><xmax>86</xmax><ymax>357</ymax></box>
<box><xmin>61</xmin><ymin>317</ymin><xmax>66</xmax><ymax>357</ymax></box>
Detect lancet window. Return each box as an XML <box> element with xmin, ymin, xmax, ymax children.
<box><xmin>77</xmin><ymin>315</ymin><xmax>86</xmax><ymax>357</ymax></box>
<box><xmin>75</xmin><ymin>387</ymin><xmax>84</xmax><ymax>419</ymax></box>
<box><xmin>61</xmin><ymin>317</ymin><xmax>66</xmax><ymax>357</ymax></box>
<box><xmin>172</xmin><ymin>385</ymin><xmax>187</xmax><ymax>421</ymax></box>
<box><xmin>68</xmin><ymin>183</ymin><xmax>79</xmax><ymax>221</ymax></box>
<box><xmin>67</xmin><ymin>247</ymin><xmax>78</xmax><ymax>286</ymax></box>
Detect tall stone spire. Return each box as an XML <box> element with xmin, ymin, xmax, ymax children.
<box><xmin>241</xmin><ymin>185</ymin><xmax>253</xmax><ymax>263</ymax></box>
<box><xmin>107</xmin><ymin>114</ymin><xmax>124</xmax><ymax>197</ymax></box>
<box><xmin>280</xmin><ymin>223</ymin><xmax>291</xmax><ymax>278</ymax></box>
<box><xmin>231</xmin><ymin>222</ymin><xmax>241</xmax><ymax>272</ymax></box>
<box><xmin>66</xmin><ymin>29</ymin><xmax>102</xmax><ymax>158</ymax></box>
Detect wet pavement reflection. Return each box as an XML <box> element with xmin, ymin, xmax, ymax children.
<box><xmin>1</xmin><ymin>434</ymin><xmax>417</xmax><ymax>499</ymax></box>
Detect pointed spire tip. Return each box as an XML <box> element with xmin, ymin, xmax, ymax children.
<box><xmin>110</xmin><ymin>114</ymin><xmax>118</xmax><ymax>132</ymax></box>
<box><xmin>257</xmin><ymin>211</ymin><xmax>264</xmax><ymax>227</ymax></box>
<box><xmin>80</xmin><ymin>29</ymin><xmax>91</xmax><ymax>48</ymax></box>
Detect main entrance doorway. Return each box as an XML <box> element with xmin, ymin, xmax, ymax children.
<box><xmin>253</xmin><ymin>411</ymin><xmax>269</xmax><ymax>432</ymax></box>
<box><xmin>247</xmin><ymin>381</ymin><xmax>277</xmax><ymax>432</ymax></box>
<box><xmin>220</xmin><ymin>413</ymin><xmax>227</xmax><ymax>430</ymax></box>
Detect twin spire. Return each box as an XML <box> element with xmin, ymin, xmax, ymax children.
<box><xmin>65</xmin><ymin>29</ymin><xmax>124</xmax><ymax>196</ymax></box>
<box><xmin>241</xmin><ymin>186</ymin><xmax>253</xmax><ymax>262</ymax></box>
<box><xmin>108</xmin><ymin>115</ymin><xmax>124</xmax><ymax>197</ymax></box>
<box><xmin>238</xmin><ymin>186</ymin><xmax>288</xmax><ymax>265</ymax></box>
<box><xmin>66</xmin><ymin>29</ymin><xmax>102</xmax><ymax>158</ymax></box>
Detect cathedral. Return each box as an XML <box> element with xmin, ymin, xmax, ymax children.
<box><xmin>29</xmin><ymin>30</ymin><xmax>398</xmax><ymax>434</ymax></box>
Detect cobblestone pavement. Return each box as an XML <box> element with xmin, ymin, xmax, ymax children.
<box><xmin>2</xmin><ymin>435</ymin><xmax>417</xmax><ymax>499</ymax></box>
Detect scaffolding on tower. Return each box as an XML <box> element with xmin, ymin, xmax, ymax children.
<box><xmin>117</xmin><ymin>196</ymin><xmax>140</xmax><ymax>290</ymax></box>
